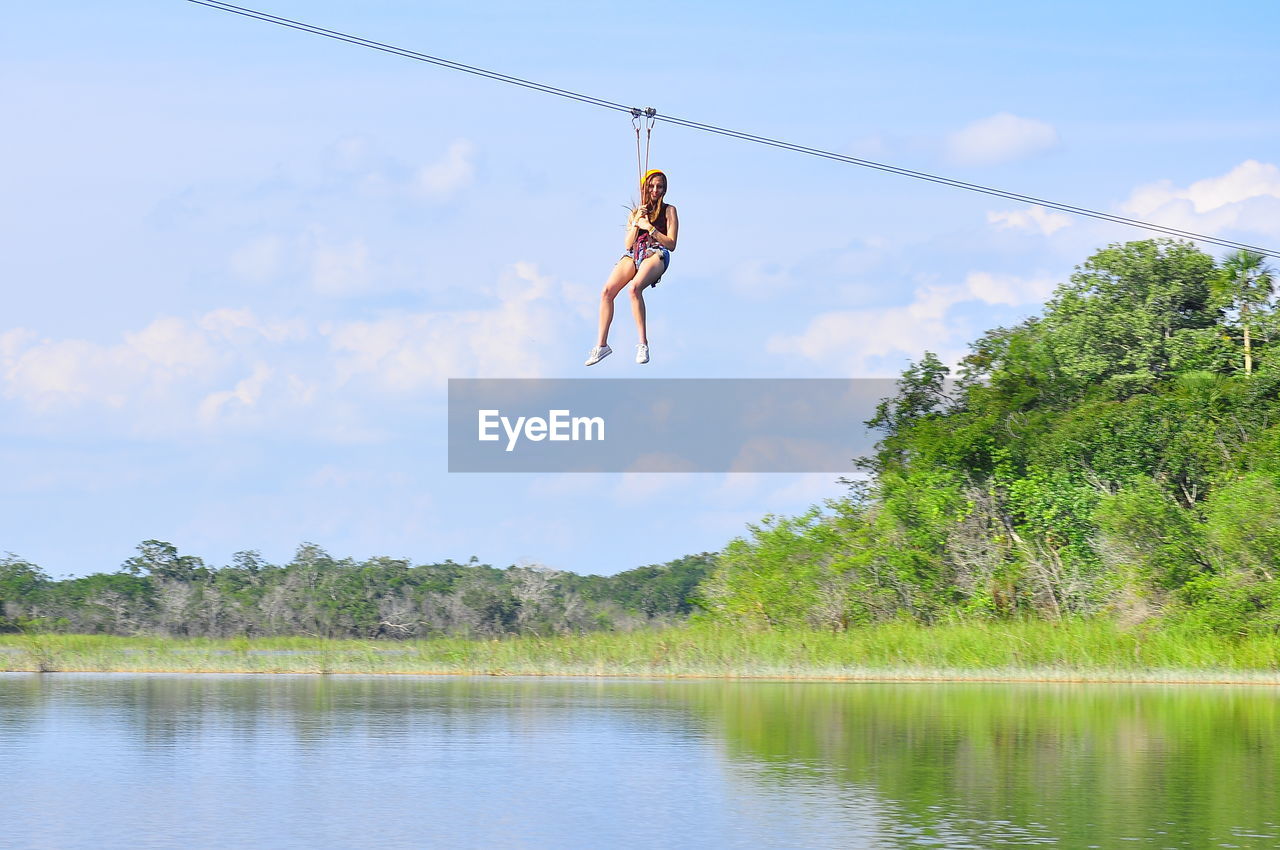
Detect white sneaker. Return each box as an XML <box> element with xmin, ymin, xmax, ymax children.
<box><xmin>585</xmin><ymin>344</ymin><xmax>612</xmax><ymax>366</ymax></box>
<box><xmin>635</xmin><ymin>343</ymin><xmax>649</xmax><ymax>364</ymax></box>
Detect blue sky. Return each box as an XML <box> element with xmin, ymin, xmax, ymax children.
<box><xmin>4</xmin><ymin>0</ymin><xmax>1279</xmax><ymax>577</ymax></box>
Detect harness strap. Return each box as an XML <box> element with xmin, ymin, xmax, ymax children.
<box><xmin>632</xmin><ymin>110</ymin><xmax>644</xmax><ymax>188</ymax></box>
<box><xmin>631</xmin><ymin>107</ymin><xmax>659</xmax><ymax>197</ymax></box>
<box><xmin>644</xmin><ymin>112</ymin><xmax>655</xmax><ymax>179</ymax></box>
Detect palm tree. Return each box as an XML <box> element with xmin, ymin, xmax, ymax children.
<box><xmin>1214</xmin><ymin>250</ymin><xmax>1275</xmax><ymax>374</ymax></box>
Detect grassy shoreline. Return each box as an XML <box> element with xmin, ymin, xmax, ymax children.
<box><xmin>4</xmin><ymin>621</ymin><xmax>1280</xmax><ymax>684</ymax></box>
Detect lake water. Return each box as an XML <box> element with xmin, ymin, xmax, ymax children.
<box><xmin>2</xmin><ymin>674</ymin><xmax>1278</xmax><ymax>848</ymax></box>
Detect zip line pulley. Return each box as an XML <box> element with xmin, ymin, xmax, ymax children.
<box><xmin>632</xmin><ymin>107</ymin><xmax>659</xmax><ymax>188</ymax></box>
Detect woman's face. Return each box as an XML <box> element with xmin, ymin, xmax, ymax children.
<box><xmin>645</xmin><ymin>174</ymin><xmax>667</xmax><ymax>204</ymax></box>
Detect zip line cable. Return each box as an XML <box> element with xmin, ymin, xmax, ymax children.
<box><xmin>187</xmin><ymin>0</ymin><xmax>1280</xmax><ymax>260</ymax></box>
<box><xmin>654</xmin><ymin>113</ymin><xmax>1280</xmax><ymax>260</ymax></box>
<box><xmin>186</xmin><ymin>0</ymin><xmax>633</xmax><ymax>115</ymax></box>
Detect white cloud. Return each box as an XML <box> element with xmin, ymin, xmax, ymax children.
<box><xmin>767</xmin><ymin>271</ymin><xmax>1054</xmax><ymax>374</ymax></box>
<box><xmin>415</xmin><ymin>140</ymin><xmax>475</xmax><ymax>200</ymax></box>
<box><xmin>326</xmin><ymin>261</ymin><xmax>582</xmax><ymax>390</ymax></box>
<box><xmin>948</xmin><ymin>113</ymin><xmax>1059</xmax><ymax>166</ymax></box>
<box><xmin>4</xmin><ymin>338</ymin><xmax>120</xmax><ymax>410</ymax></box>
<box><xmin>1</xmin><ymin>328</ymin><xmax>37</xmax><ymax>363</ymax></box>
<box><xmin>198</xmin><ymin>363</ymin><xmax>273</xmax><ymax>424</ymax></box>
<box><xmin>987</xmin><ymin>205</ymin><xmax>1072</xmax><ymax>235</ymax></box>
<box><xmin>319</xmin><ymin>135</ymin><xmax>476</xmax><ymax>202</ymax></box>
<box><xmin>0</xmin><ymin>310</ymin><xmax>310</xmax><ymax>432</ymax></box>
<box><xmin>310</xmin><ymin>237</ymin><xmax>372</xmax><ymax>296</ymax></box>
<box><xmin>962</xmin><ymin>271</ymin><xmax>1056</xmax><ymax>306</ymax></box>
<box><xmin>767</xmin><ymin>308</ymin><xmax>934</xmax><ymax>376</ymax></box>
<box><xmin>199</xmin><ymin>308</ymin><xmax>307</xmax><ymax>344</ymax></box>
<box><xmin>1119</xmin><ymin>160</ymin><xmax>1280</xmax><ymax>238</ymax></box>
<box><xmin>124</xmin><ymin>317</ymin><xmax>219</xmax><ymax>374</ymax></box>
<box><xmin>220</xmin><ymin>139</ymin><xmax>481</xmax><ymax>298</ymax></box>
<box><xmin>230</xmin><ymin>235</ymin><xmax>283</xmax><ymax>282</ymax></box>
<box><xmin>3</xmin><ymin>317</ymin><xmax>229</xmax><ymax>412</ymax></box>
<box><xmin>0</xmin><ymin>261</ymin><xmax>584</xmax><ymax>436</ymax></box>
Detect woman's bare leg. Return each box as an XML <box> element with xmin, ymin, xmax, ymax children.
<box><xmin>598</xmin><ymin>258</ymin><xmax>637</xmax><ymax>346</ymax></box>
<box><xmin>628</xmin><ymin>255</ymin><xmax>666</xmax><ymax>346</ymax></box>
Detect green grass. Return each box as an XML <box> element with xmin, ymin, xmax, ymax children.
<box><xmin>2</xmin><ymin>620</ymin><xmax>1279</xmax><ymax>682</ymax></box>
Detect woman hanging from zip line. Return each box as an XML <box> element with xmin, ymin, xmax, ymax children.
<box><xmin>585</xmin><ymin>168</ymin><xmax>679</xmax><ymax>365</ymax></box>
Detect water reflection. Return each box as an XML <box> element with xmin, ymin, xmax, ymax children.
<box><xmin>680</xmin><ymin>682</ymin><xmax>1280</xmax><ymax>847</ymax></box>
<box><xmin>0</xmin><ymin>674</ymin><xmax>1276</xmax><ymax>848</ymax></box>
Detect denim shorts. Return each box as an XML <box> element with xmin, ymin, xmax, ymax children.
<box><xmin>627</xmin><ymin>244</ymin><xmax>670</xmax><ymax>272</ymax></box>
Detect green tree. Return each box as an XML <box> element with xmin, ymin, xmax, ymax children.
<box><xmin>1038</xmin><ymin>240</ymin><xmax>1219</xmax><ymax>396</ymax></box>
<box><xmin>601</xmin><ymin>554</ymin><xmax>717</xmax><ymax>617</ymax></box>
<box><xmin>1213</xmin><ymin>250</ymin><xmax>1275</xmax><ymax>375</ymax></box>
<box><xmin>0</xmin><ymin>555</ymin><xmax>50</xmax><ymax>630</ymax></box>
<box><xmin>1094</xmin><ymin>478</ymin><xmax>1208</xmax><ymax>592</ymax></box>
<box><xmin>121</xmin><ymin>540</ymin><xmax>207</xmax><ymax>582</ymax></box>
<box><xmin>702</xmin><ymin>241</ymin><xmax>1277</xmax><ymax>633</ymax></box>
<box><xmin>1204</xmin><ymin>474</ymin><xmax>1280</xmax><ymax>581</ymax></box>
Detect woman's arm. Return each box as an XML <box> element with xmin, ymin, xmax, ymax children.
<box><xmin>624</xmin><ymin>208</ymin><xmax>643</xmax><ymax>251</ymax></box>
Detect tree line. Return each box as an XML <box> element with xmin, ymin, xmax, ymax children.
<box><xmin>0</xmin><ymin>543</ymin><xmax>714</xmax><ymax>638</ymax></box>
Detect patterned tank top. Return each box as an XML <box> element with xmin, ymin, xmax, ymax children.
<box><xmin>634</xmin><ymin>203</ymin><xmax>670</xmax><ymax>254</ymax></box>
